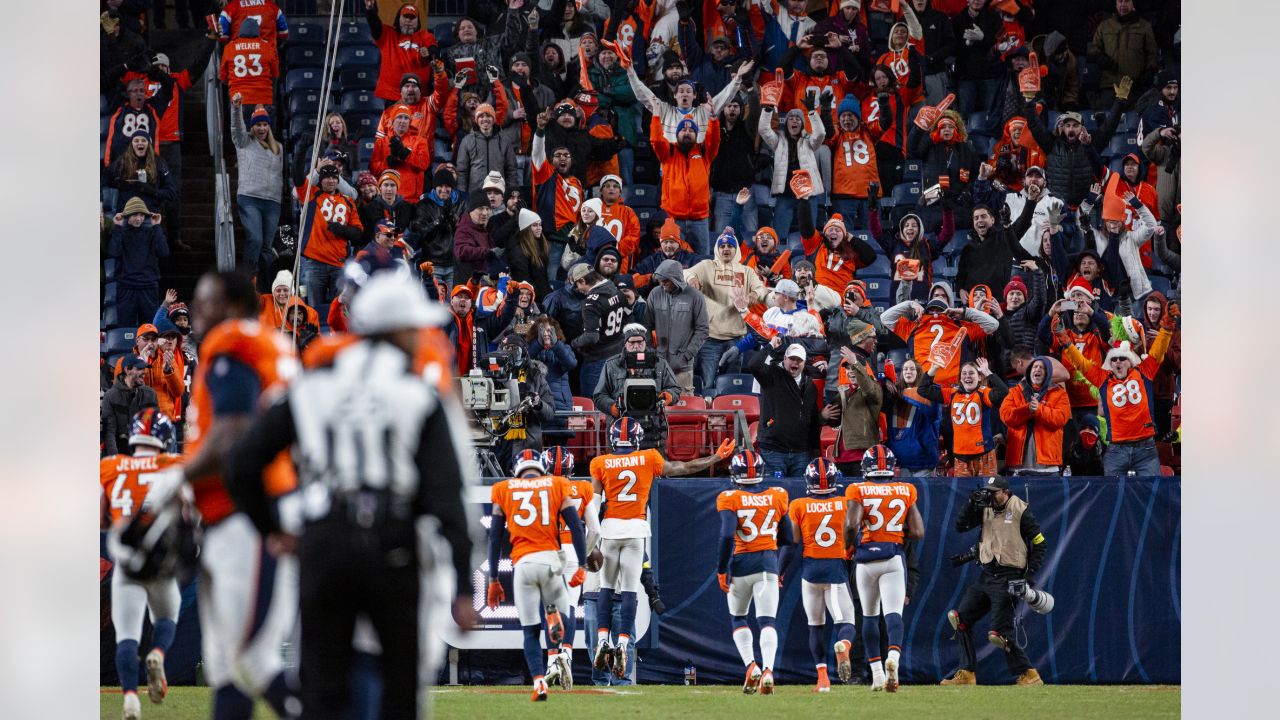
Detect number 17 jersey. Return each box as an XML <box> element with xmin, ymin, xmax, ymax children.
<box><xmin>590</xmin><ymin>449</ymin><xmax>664</xmax><ymax>539</ymax></box>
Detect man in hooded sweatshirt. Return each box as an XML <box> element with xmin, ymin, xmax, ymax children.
<box><xmin>685</xmin><ymin>229</ymin><xmax>768</xmax><ymax>394</ymax></box>
<box><xmin>646</xmin><ymin>259</ymin><xmax>710</xmax><ymax>395</ymax></box>
<box><xmin>365</xmin><ymin>0</ymin><xmax>437</xmax><ymax>103</ymax></box>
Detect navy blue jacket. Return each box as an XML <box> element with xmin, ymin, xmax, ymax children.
<box><xmin>108</xmin><ymin>222</ymin><xmax>169</xmax><ymax>288</ymax></box>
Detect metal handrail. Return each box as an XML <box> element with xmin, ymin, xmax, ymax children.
<box><xmin>204</xmin><ymin>48</ymin><xmax>236</xmax><ymax>271</ymax></box>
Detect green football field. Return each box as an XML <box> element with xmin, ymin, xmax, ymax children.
<box><xmin>101</xmin><ymin>683</ymin><xmax>1179</xmax><ymax>719</ymax></box>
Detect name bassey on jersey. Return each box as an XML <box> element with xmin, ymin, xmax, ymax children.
<box><xmin>718</xmin><ymin>486</ymin><xmax>789</xmax><ymax>575</ymax></box>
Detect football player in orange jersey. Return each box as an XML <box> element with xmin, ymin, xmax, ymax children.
<box><xmin>488</xmin><ymin>450</ymin><xmax>590</xmax><ymax>701</ymax></box>
<box><xmin>780</xmin><ymin>458</ymin><xmax>856</xmax><ymax>693</ymax></box>
<box><xmin>844</xmin><ymin>446</ymin><xmax>924</xmax><ymax>693</ymax></box>
<box><xmin>102</xmin><ymin>410</ymin><xmax>184</xmax><ymax>720</ymax></box>
<box><xmin>539</xmin><ymin>446</ymin><xmax>601</xmax><ymax>690</ymax></box>
<box><xmin>146</xmin><ymin>270</ymin><xmax>300</xmax><ymax>719</ymax></box>
<box><xmin>590</xmin><ymin>418</ymin><xmax>734</xmax><ymax>679</ymax></box>
<box><xmin>717</xmin><ymin>450</ymin><xmax>791</xmax><ymax>695</ymax></box>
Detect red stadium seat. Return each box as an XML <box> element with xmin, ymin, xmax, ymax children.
<box><xmin>673</xmin><ymin>395</ymin><xmax>708</xmax><ymax>410</ymax></box>
<box><xmin>1160</xmin><ymin>465</ymin><xmax>1174</xmax><ymax>477</ymax></box>
<box><xmin>666</xmin><ymin>409</ymin><xmax>708</xmax><ymax>462</ymax></box>
<box><xmin>712</xmin><ymin>394</ymin><xmax>760</xmax><ymax>426</ymax></box>
<box><xmin>820</xmin><ymin>426</ymin><xmax>838</xmax><ymax>456</ymax></box>
<box><xmin>567</xmin><ymin>396</ymin><xmax>603</xmax><ymax>463</ymax></box>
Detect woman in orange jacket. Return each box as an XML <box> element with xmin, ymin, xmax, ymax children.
<box><xmin>999</xmin><ymin>356</ymin><xmax>1072</xmax><ymax>475</ymax></box>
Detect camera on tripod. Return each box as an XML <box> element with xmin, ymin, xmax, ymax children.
<box><xmin>1007</xmin><ymin>579</ymin><xmax>1055</xmax><ymax>614</ymax></box>
<box><xmin>619</xmin><ymin>347</ymin><xmax>662</xmax><ymax>416</ymax></box>
<box><xmin>457</xmin><ymin>329</ymin><xmax>534</xmax><ymax>446</ymax></box>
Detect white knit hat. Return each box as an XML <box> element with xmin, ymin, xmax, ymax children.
<box><xmin>272</xmin><ymin>270</ymin><xmax>293</xmax><ymax>291</ymax></box>
<box><xmin>580</xmin><ymin>198</ymin><xmax>603</xmax><ymax>224</ymax></box>
<box><xmin>517</xmin><ymin>208</ymin><xmax>541</xmax><ymax>231</ymax></box>
<box><xmin>482</xmin><ymin>171</ymin><xmax>505</xmax><ymax>193</ymax></box>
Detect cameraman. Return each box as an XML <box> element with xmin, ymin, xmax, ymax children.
<box><xmin>494</xmin><ymin>334</ymin><xmax>555</xmax><ymax>467</ymax></box>
<box><xmin>593</xmin><ymin>324</ymin><xmax>681</xmax><ymax>451</ymax></box>
<box><xmin>941</xmin><ymin>477</ymin><xmax>1048</xmax><ymax>687</ymax></box>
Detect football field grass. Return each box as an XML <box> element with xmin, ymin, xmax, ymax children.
<box><xmin>101</xmin><ymin>683</ymin><xmax>1179</xmax><ymax>719</ymax></box>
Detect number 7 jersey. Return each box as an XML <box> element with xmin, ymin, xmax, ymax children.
<box><xmin>590</xmin><ymin>449</ymin><xmax>665</xmax><ymax>539</ymax></box>
<box><xmin>845</xmin><ymin>480</ymin><xmax>918</xmax><ymax>546</ymax></box>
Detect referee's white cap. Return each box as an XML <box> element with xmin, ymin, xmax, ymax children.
<box><xmin>351</xmin><ymin>273</ymin><xmax>448</xmax><ymax>334</ymax></box>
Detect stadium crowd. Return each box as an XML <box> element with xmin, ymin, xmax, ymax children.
<box><xmin>101</xmin><ymin>0</ymin><xmax>1182</xmax><ymax>480</ymax></box>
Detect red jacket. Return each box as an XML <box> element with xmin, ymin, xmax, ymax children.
<box><xmin>370</xmin><ymin>132</ymin><xmax>432</xmax><ymax>203</ymax></box>
<box><xmin>370</xmin><ymin>20</ymin><xmax>436</xmax><ymax>102</ymax></box>
<box><xmin>650</xmin><ymin>115</ymin><xmax>719</xmax><ymax>220</ymax></box>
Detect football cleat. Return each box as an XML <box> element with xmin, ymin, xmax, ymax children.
<box><xmin>613</xmin><ymin>642</ymin><xmax>629</xmax><ymax>679</ymax></box>
<box><xmin>814</xmin><ymin>665</ymin><xmax>831</xmax><ymax>693</ymax></box>
<box><xmin>947</xmin><ymin>609</ymin><xmax>962</xmax><ymax>631</ymax></box>
<box><xmin>760</xmin><ymin>668</ymin><xmax>775</xmax><ymax>695</ymax></box>
<box><xmin>531</xmin><ymin>677</ymin><xmax>549</xmax><ymax>702</ymax></box>
<box><xmin>544</xmin><ymin>654</ymin><xmax>562</xmax><ymax>686</ymax></box>
<box><xmin>145</xmin><ymin>649</ymin><xmax>167</xmax><ymax>703</ymax></box>
<box><xmin>593</xmin><ymin>639</ymin><xmax>614</xmax><ymax>674</ymax></box>
<box><xmin>546</xmin><ymin>608</ymin><xmax>564</xmax><ymax>645</ymax></box>
<box><xmin>555</xmin><ymin>651</ymin><xmax>573</xmax><ymax>691</ymax></box>
<box><xmin>122</xmin><ymin>692</ymin><xmax>141</xmax><ymax>720</ymax></box>
<box><xmin>834</xmin><ymin>639</ymin><xmax>853</xmax><ymax>683</ymax></box>
<box><xmin>885</xmin><ymin>656</ymin><xmax>900</xmax><ymax>693</ymax></box>
<box><xmin>742</xmin><ymin>662</ymin><xmax>762</xmax><ymax>694</ymax></box>
<box><xmin>1015</xmin><ymin>668</ymin><xmax>1044</xmax><ymax>686</ymax></box>
<box><xmin>940</xmin><ymin>668</ymin><xmax>977</xmax><ymax>686</ymax></box>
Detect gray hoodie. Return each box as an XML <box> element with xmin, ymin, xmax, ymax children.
<box><xmin>645</xmin><ymin>259</ymin><xmax>710</xmax><ymax>372</ymax></box>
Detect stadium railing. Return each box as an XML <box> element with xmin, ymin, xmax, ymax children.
<box><xmin>205</xmin><ymin>48</ymin><xmax>237</xmax><ymax>271</ymax></box>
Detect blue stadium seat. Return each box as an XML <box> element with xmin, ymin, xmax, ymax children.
<box><xmin>103</xmin><ymin>258</ymin><xmax>117</xmax><ymax>282</ymax></box>
<box><xmin>946</xmin><ymin>229</ymin><xmax>970</xmax><ymax>255</ymax></box>
<box><xmin>102</xmin><ymin>304</ymin><xmax>120</xmax><ymax>330</ymax></box>
<box><xmin>1046</xmin><ymin>110</ymin><xmax>1062</xmax><ymax>130</ymax></box>
<box><xmin>432</xmin><ymin>138</ymin><xmax>450</xmax><ymax>162</ymax></box>
<box><xmin>932</xmin><ymin>255</ymin><xmax>957</xmax><ymax>280</ymax></box>
<box><xmin>345</xmin><ymin>112</ymin><xmax>382</xmax><ymax>140</ymax></box>
<box><xmin>891</xmin><ymin>182</ymin><xmax>920</xmax><ymax>208</ymax></box>
<box><xmin>633</xmin><ymin>206</ymin><xmax>664</xmax><ymax>227</ymax></box>
<box><xmin>624</xmin><ymin>184</ymin><xmax>660</xmax><ymax>206</ymax></box>
<box><xmin>339</xmin><ymin>21</ymin><xmax>375</xmax><ymax>46</ymax></box>
<box><xmin>862</xmin><ymin>275</ymin><xmax>892</xmax><ymax>305</ymax></box>
<box><xmin>973</xmin><ymin>134</ymin><xmax>996</xmax><ymax>155</ymax></box>
<box><xmin>967</xmin><ymin>111</ymin><xmax>988</xmax><ymax>136</ymax></box>
<box><xmin>863</xmin><ymin>254</ymin><xmax>891</xmax><ymax>276</ymax></box>
<box><xmin>284</xmin><ymin>44</ymin><xmax>325</xmax><ymax>69</ymax></box>
<box><xmin>1147</xmin><ymin>274</ymin><xmax>1172</xmax><ymax>298</ymax></box>
<box><xmin>289</xmin><ymin>20</ymin><xmax>328</xmax><ymax>47</ymax></box>
<box><xmin>336</xmin><ymin>45</ymin><xmax>380</xmax><ymax>69</ymax></box>
<box><xmin>1105</xmin><ymin>134</ymin><xmax>1139</xmax><ymax>158</ymax></box>
<box><xmin>340</xmin><ymin>89</ymin><xmax>382</xmax><ymax>115</ymax></box>
<box><xmin>714</xmin><ymin>373</ymin><xmax>756</xmax><ymax>397</ymax></box>
<box><xmin>103</xmin><ymin>282</ymin><xmax>119</xmax><ymax>308</ymax></box>
<box><xmin>1079</xmin><ymin>59</ymin><xmax>1100</xmax><ymax>90</ymax></box>
<box><xmin>850</xmin><ymin>231</ymin><xmax>877</xmax><ymax>254</ymax></box>
<box><xmin>287</xmin><ymin>90</ymin><xmax>323</xmax><ymax>118</ymax></box>
<box><xmin>901</xmin><ymin>159</ymin><xmax>923</xmax><ymax>183</ymax></box>
<box><xmin>1107</xmin><ymin>157</ymin><xmax>1126</xmax><ymax>175</ymax></box>
<box><xmin>433</xmin><ymin>23</ymin><xmax>455</xmax><ymax>49</ymax></box>
<box><xmin>1115</xmin><ymin>111</ymin><xmax>1139</xmax><ymax>135</ymax></box>
<box><xmin>360</xmin><ymin>137</ymin><xmax>377</xmax><ymax>162</ymax></box>
<box><xmin>336</xmin><ymin>67</ymin><xmax>378</xmax><ymax>93</ymax></box>
<box><xmin>284</xmin><ymin>68</ymin><xmax>324</xmax><ymax>97</ymax></box>
<box><xmin>102</xmin><ymin>327</ymin><xmax>136</xmax><ymax>356</ymax></box>
<box><xmin>288</xmin><ymin>114</ymin><xmax>320</xmax><ymax>144</ymax></box>
<box><xmin>885</xmin><ymin>346</ymin><xmax>912</xmax><ymax>369</ymax></box>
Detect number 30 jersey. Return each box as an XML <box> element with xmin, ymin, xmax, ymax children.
<box><xmin>845</xmin><ymin>480</ymin><xmax>918</xmax><ymax>547</ymax></box>
<box><xmin>490</xmin><ymin>475</ymin><xmax>570</xmax><ymax>565</ymax></box>
<box><xmin>590</xmin><ymin>449</ymin><xmax>665</xmax><ymax>539</ymax></box>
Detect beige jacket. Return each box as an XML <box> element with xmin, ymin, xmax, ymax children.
<box><xmin>684</xmin><ymin>252</ymin><xmax>768</xmax><ymax>341</ymax></box>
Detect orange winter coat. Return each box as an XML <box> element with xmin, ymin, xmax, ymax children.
<box><xmin>650</xmin><ymin>115</ymin><xmax>719</xmax><ymax>220</ymax></box>
<box><xmin>999</xmin><ymin>383</ymin><xmax>1071</xmax><ymax>468</ymax></box>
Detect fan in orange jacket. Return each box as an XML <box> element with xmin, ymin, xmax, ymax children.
<box><xmin>999</xmin><ymin>356</ymin><xmax>1072</xmax><ymax>472</ymax></box>
<box><xmin>597</xmin><ymin>174</ymin><xmax>642</xmax><ymax>270</ymax></box>
<box><xmin>370</xmin><ymin>105</ymin><xmax>433</xmax><ymax>204</ymax></box>
<box><xmin>796</xmin><ymin>196</ymin><xmax>878</xmax><ymax>294</ymax></box>
<box><xmin>258</xmin><ymin>270</ymin><xmax>319</xmax><ymax>335</ymax></box>
<box><xmin>375</xmin><ymin>68</ymin><xmax>450</xmax><ymax>141</ymax></box>
<box><xmin>651</xmin><ymin>115</ymin><xmax>719</xmax><ymax>224</ymax></box>
<box><xmin>988</xmin><ymin>117</ymin><xmax>1044</xmax><ymax>192</ymax></box>
<box><xmin>113</xmin><ymin>323</ymin><xmax>186</xmax><ymax>422</ymax></box>
<box><xmin>366</xmin><ymin>2</ymin><xmax>437</xmax><ymax>103</ymax></box>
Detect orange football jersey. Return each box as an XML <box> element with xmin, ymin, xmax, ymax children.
<box><xmin>589</xmin><ymin>449</ymin><xmax>665</xmax><ymax>522</ymax></box>
<box><xmin>491</xmin><ymin>475</ymin><xmax>570</xmax><ymax>564</ymax></box>
<box><xmin>788</xmin><ymin>495</ymin><xmax>849</xmax><ymax>560</ymax></box>
<box><xmin>186</xmin><ymin>319</ymin><xmax>297</xmax><ymax>525</ymax></box>
<box><xmin>846</xmin><ymin>480</ymin><xmax>918</xmax><ymax>545</ymax></box>
<box><xmin>219</xmin><ymin>38</ymin><xmax>279</xmax><ymax>106</ymax></box>
<box><xmin>100</xmin><ymin>453</ymin><xmax>183</xmax><ymax>524</ymax></box>
<box><xmin>558</xmin><ymin>479</ymin><xmax>595</xmax><ymax>545</ymax></box>
<box><xmin>718</xmin><ymin>487</ymin><xmax>790</xmax><ymax>554</ymax></box>
<box><xmin>893</xmin><ymin>315</ymin><xmax>984</xmax><ymax>388</ymax></box>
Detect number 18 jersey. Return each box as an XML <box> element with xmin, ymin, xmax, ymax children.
<box><xmin>490</xmin><ymin>475</ymin><xmax>570</xmax><ymax>565</ymax></box>
<box><xmin>590</xmin><ymin>449</ymin><xmax>664</xmax><ymax>539</ymax></box>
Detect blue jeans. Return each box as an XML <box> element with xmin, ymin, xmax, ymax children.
<box><xmin>117</xmin><ymin>285</ymin><xmax>159</xmax><ymax>330</ymax></box>
<box><xmin>583</xmin><ymin>592</ymin><xmax>636</xmax><ymax>686</ymax></box>
<box><xmin>237</xmin><ymin>194</ymin><xmax>281</xmax><ymax>284</ymax></box>
<box><xmin>616</xmin><ymin>146</ymin><xmax>635</xmax><ymax>187</ymax></box>
<box><xmin>677</xmin><ymin>219</ymin><xmax>710</xmax><ymax>256</ymax></box>
<box><xmin>548</xmin><ymin>243</ymin><xmax>566</xmax><ymax>289</ymax></box>
<box><xmin>773</xmin><ymin>193</ymin><xmax>827</xmax><ymax>253</ymax></box>
<box><xmin>831</xmin><ymin>197</ymin><xmax>870</xmax><ymax>234</ymax></box>
<box><xmin>696</xmin><ymin>337</ymin><xmax>741</xmax><ymax>398</ymax></box>
<box><xmin>1103</xmin><ymin>439</ymin><xmax>1162</xmax><ymax>477</ymax></box>
<box><xmin>712</xmin><ymin>191</ymin><xmax>759</xmax><ymax>242</ymax></box>
<box><xmin>301</xmin><ymin>257</ymin><xmax>342</xmax><ymax>328</ymax></box>
<box><xmin>579</xmin><ymin>358</ymin><xmax>608</xmax><ymax>400</ymax></box>
<box><xmin>957</xmin><ymin>78</ymin><xmax>1001</xmax><ymax>118</ymax></box>
<box><xmin>759</xmin><ymin>447</ymin><xmax>811</xmax><ymax>478</ymax></box>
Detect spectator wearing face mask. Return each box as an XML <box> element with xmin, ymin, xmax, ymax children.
<box><xmin>1000</xmin><ymin>356</ymin><xmax>1072</xmax><ymax>476</ymax></box>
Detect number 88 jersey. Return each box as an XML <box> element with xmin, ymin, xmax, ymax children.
<box><xmin>718</xmin><ymin>487</ymin><xmax>790</xmax><ymax>555</ymax></box>
<box><xmin>845</xmin><ymin>480</ymin><xmax>918</xmax><ymax>546</ymax></box>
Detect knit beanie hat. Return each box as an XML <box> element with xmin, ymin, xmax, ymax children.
<box><xmin>659</xmin><ymin>217</ymin><xmax>682</xmax><ymax>241</ymax></box>
<box><xmin>1003</xmin><ymin>277</ymin><xmax>1028</xmax><ymax>303</ymax></box>
<box><xmin>1064</xmin><ymin>275</ymin><xmax>1094</xmax><ymax>300</ymax></box>
<box><xmin>474</xmin><ymin>103</ymin><xmax>496</xmax><ymax>120</ymax></box>
<box><xmin>755</xmin><ymin>226</ymin><xmax>780</xmax><ymax>246</ymax></box>
<box><xmin>468</xmin><ymin>193</ymin><xmax>490</xmax><ymax>211</ymax></box>
<box><xmin>676</xmin><ymin>117</ymin><xmax>698</xmax><ymax>135</ymax></box>
<box><xmin>847</xmin><ymin>317</ymin><xmax>875</xmax><ymax>344</ymax></box>
<box><xmin>824</xmin><ymin>214</ymin><xmax>847</xmax><ymax>236</ymax></box>
<box><xmin>517</xmin><ymin>208</ymin><xmax>541</xmax><ymax>231</ymax></box>
<box><xmin>837</xmin><ymin>94</ymin><xmax>862</xmax><ymax>119</ymax></box>
<box><xmin>272</xmin><ymin>270</ymin><xmax>293</xmax><ymax>291</ymax></box>
<box><xmin>786</xmin><ymin>108</ymin><xmax>806</xmax><ymax>124</ymax></box>
<box><xmin>123</xmin><ymin>196</ymin><xmax>150</xmax><ymax>217</ymax></box>
<box><xmin>431</xmin><ymin>168</ymin><xmax>456</xmax><ymax>187</ymax></box>
<box><xmin>715</xmin><ymin>227</ymin><xmax>739</xmax><ymax>248</ymax></box>
<box><xmin>597</xmin><ymin>244</ymin><xmax>623</xmax><ymax>265</ymax></box>
<box><xmin>378</xmin><ymin>170</ymin><xmax>401</xmax><ymax>188</ymax></box>
<box><xmin>356</xmin><ymin>171</ymin><xmax>377</xmax><ymax>190</ymax></box>
<box><xmin>250</xmin><ymin>106</ymin><xmax>272</xmax><ymax>126</ymax></box>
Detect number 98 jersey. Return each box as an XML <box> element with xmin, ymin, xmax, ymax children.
<box><xmin>845</xmin><ymin>481</ymin><xmax>918</xmax><ymax>546</ymax></box>
<box><xmin>718</xmin><ymin>487</ymin><xmax>790</xmax><ymax>555</ymax></box>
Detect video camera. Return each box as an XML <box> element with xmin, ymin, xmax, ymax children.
<box><xmin>969</xmin><ymin>487</ymin><xmax>996</xmax><ymax>508</ymax></box>
<box><xmin>619</xmin><ymin>347</ymin><xmax>662</xmax><ymax>416</ymax></box>
<box><xmin>457</xmin><ymin>329</ymin><xmax>536</xmax><ymax>445</ymax></box>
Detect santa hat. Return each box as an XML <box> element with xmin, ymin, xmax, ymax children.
<box><xmin>1064</xmin><ymin>275</ymin><xmax>1094</xmax><ymax>300</ymax></box>
<box><xmin>1103</xmin><ymin>340</ymin><xmax>1142</xmax><ymax>367</ymax></box>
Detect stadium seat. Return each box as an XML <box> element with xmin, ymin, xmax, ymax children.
<box><xmin>633</xmin><ymin>206</ymin><xmax>664</xmax><ymax>227</ymax></box>
<box><xmin>633</xmin><ymin>156</ymin><xmax>660</xmax><ymax>185</ymax></box>
<box><xmin>288</xmin><ymin>20</ymin><xmax>328</xmax><ymax>47</ymax></box>
<box><xmin>819</xmin><ymin>425</ymin><xmax>837</xmax><ymax>456</ymax></box>
<box><xmin>1079</xmin><ymin>60</ymin><xmax>1100</xmax><ymax>91</ymax></box>
<box><xmin>284</xmin><ymin>44</ymin><xmax>325</xmax><ymax>69</ymax></box>
<box><xmin>1147</xmin><ymin>274</ymin><xmax>1171</xmax><ymax>298</ymax></box>
<box><xmin>336</xmin><ymin>45</ymin><xmax>380</xmax><ymax>69</ymax></box>
<box><xmin>284</xmin><ymin>68</ymin><xmax>324</xmax><ymax>97</ymax></box>
<box><xmin>101</xmin><ymin>303</ymin><xmax>120</xmax><ymax>330</ymax></box>
<box><xmin>288</xmin><ymin>115</ymin><xmax>320</xmax><ymax>145</ymax></box>
<box><xmin>103</xmin><ymin>281</ymin><xmax>119</xmax><ymax>308</ymax></box>
<box><xmin>901</xmin><ymin>159</ymin><xmax>923</xmax><ymax>183</ymax></box>
<box><xmin>103</xmin><ymin>327</ymin><xmax>136</xmax><ymax>356</ymax></box>
<box><xmin>287</xmin><ymin>90</ymin><xmax>324</xmax><ymax>118</ymax></box>
<box><xmin>1114</xmin><ymin>111</ymin><xmax>1139</xmax><ymax>135</ymax></box>
<box><xmin>567</xmin><ymin>396</ymin><xmax>603</xmax><ymax>462</ymax></box>
<box><xmin>863</xmin><ymin>254</ymin><xmax>891</xmax><ymax>276</ymax></box>
<box><xmin>673</xmin><ymin>395</ymin><xmax>708</xmax><ymax>410</ymax></box>
<box><xmin>339</xmin><ymin>21</ymin><xmax>375</xmax><ymax>46</ymax></box>
<box><xmin>103</xmin><ymin>258</ymin><xmax>117</xmax><ymax>282</ymax></box>
<box><xmin>359</xmin><ymin>137</ymin><xmax>377</xmax><ymax>162</ymax></box>
<box><xmin>340</xmin><ymin>89</ymin><xmax>382</xmax><ymax>115</ymax></box>
<box><xmin>1105</xmin><ymin>134</ymin><xmax>1138</xmax><ymax>158</ymax></box>
<box><xmin>714</xmin><ymin>373</ymin><xmax>756</xmax><ymax>397</ymax></box>
<box><xmin>712</xmin><ymin>394</ymin><xmax>760</xmax><ymax>426</ymax></box>
<box><xmin>946</xmin><ymin>229</ymin><xmax>970</xmax><ymax>255</ymax></box>
<box><xmin>1156</xmin><ymin>442</ymin><xmax>1179</xmax><ymax>470</ymax></box>
<box><xmin>862</xmin><ymin>275</ymin><xmax>891</xmax><ymax>306</ymax></box>
<box><xmin>433</xmin><ymin>22</ymin><xmax>456</xmax><ymax>49</ymax></box>
<box><xmin>931</xmin><ymin>255</ymin><xmax>957</xmax><ymax>280</ymax></box>
<box><xmin>1159</xmin><ymin>465</ymin><xmax>1174</xmax><ymax>477</ymax></box>
<box><xmin>666</xmin><ymin>410</ymin><xmax>709</xmax><ymax>461</ymax></box>
<box><xmin>623</xmin><ymin>184</ymin><xmax>660</xmax><ymax>206</ymax></box>
<box><xmin>336</xmin><ymin>67</ymin><xmax>378</xmax><ymax>93</ymax></box>
<box><xmin>1107</xmin><ymin>156</ymin><xmax>1126</xmax><ymax>175</ymax></box>
<box><xmin>748</xmin><ymin>420</ymin><xmax>759</xmax><ymax>447</ymax></box>
<box><xmin>891</xmin><ymin>182</ymin><xmax>920</xmax><ymax>208</ymax></box>
<box><xmin>345</xmin><ymin>112</ymin><xmax>383</xmax><ymax>140</ymax></box>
